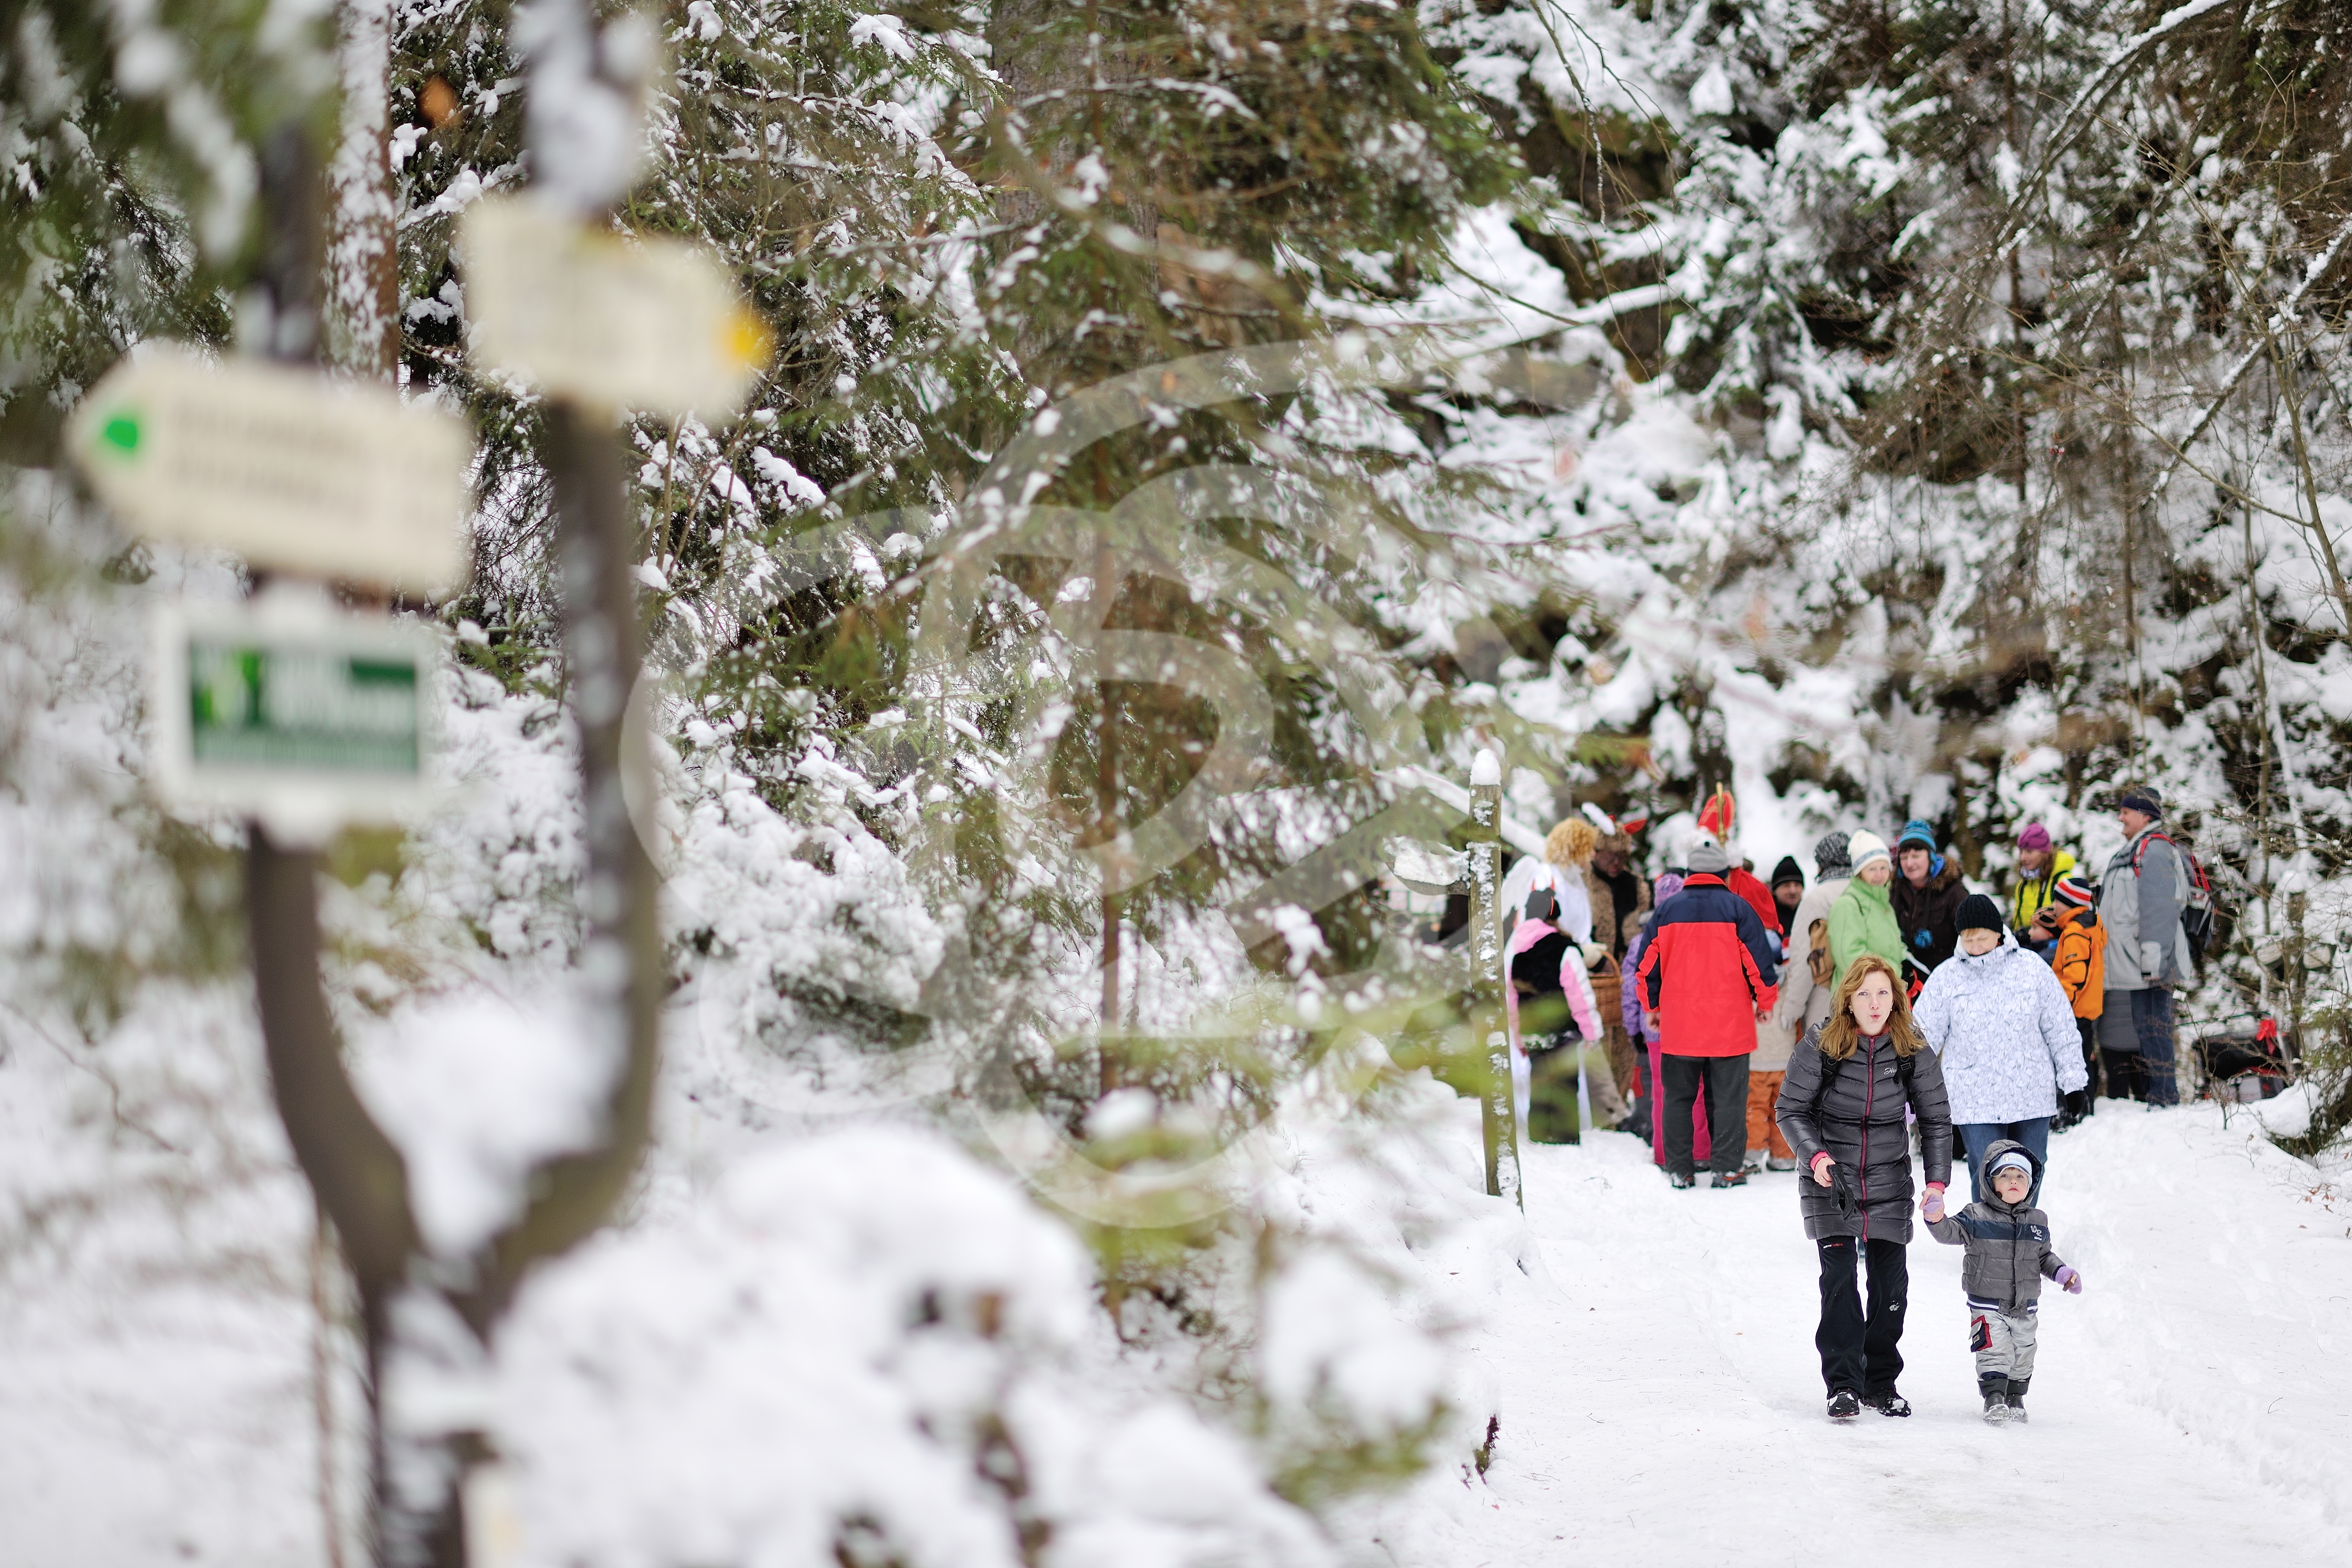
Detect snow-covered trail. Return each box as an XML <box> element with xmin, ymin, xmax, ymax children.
<box><xmin>1374</xmin><ymin>1099</ymin><xmax>2352</xmax><ymax>1566</ymax></box>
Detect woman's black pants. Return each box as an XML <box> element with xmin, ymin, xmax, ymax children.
<box><xmin>1816</xmin><ymin>1235</ymin><xmax>1908</xmax><ymax>1396</ymax></box>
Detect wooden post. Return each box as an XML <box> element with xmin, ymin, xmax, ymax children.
<box><xmin>1467</xmin><ymin>749</ymin><xmax>1520</xmax><ymax>1207</ymax></box>
<box><xmin>234</xmin><ymin>81</ymin><xmax>664</xmax><ymax>1566</ymax></box>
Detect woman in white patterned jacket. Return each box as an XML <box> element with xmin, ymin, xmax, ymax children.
<box><xmin>1911</xmin><ymin>892</ymin><xmax>2087</xmax><ymax>1206</ymax></box>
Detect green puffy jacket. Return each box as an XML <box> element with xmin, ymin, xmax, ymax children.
<box><xmin>1828</xmin><ymin>873</ymin><xmax>1905</xmax><ymax>993</ymax></box>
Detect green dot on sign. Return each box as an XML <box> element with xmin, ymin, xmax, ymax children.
<box><xmin>100</xmin><ymin>413</ymin><xmax>141</xmax><ymax>454</ymax></box>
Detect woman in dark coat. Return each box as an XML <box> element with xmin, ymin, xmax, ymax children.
<box><xmin>1775</xmin><ymin>953</ymin><xmax>1954</xmax><ymax>1422</ymax></box>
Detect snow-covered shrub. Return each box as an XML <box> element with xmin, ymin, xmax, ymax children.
<box><xmin>487</xmin><ymin>1125</ymin><xmax>1335</xmax><ymax>1568</ymax></box>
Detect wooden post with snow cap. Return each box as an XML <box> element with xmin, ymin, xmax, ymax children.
<box><xmin>1466</xmin><ymin>749</ymin><xmax>1521</xmax><ymax>1207</ymax></box>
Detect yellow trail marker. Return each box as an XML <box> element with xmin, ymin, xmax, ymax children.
<box><xmin>460</xmin><ymin>197</ymin><xmax>772</xmax><ymax>419</ymax></box>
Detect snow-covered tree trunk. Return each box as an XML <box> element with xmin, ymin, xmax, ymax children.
<box><xmin>329</xmin><ymin>0</ymin><xmax>401</xmax><ymax>380</ymax></box>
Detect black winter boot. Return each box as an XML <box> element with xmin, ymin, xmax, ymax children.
<box><xmin>1827</xmin><ymin>1390</ymin><xmax>1861</xmax><ymax>1421</ymax></box>
<box><xmin>1864</xmin><ymin>1388</ymin><xmax>1911</xmax><ymax>1417</ymax></box>
<box><xmin>1980</xmin><ymin>1377</ymin><xmax>2010</xmax><ymax>1425</ymax></box>
<box><xmin>2005</xmin><ymin>1379</ymin><xmax>2029</xmax><ymax>1424</ymax></box>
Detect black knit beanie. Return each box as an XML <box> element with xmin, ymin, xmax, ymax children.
<box><xmin>1956</xmin><ymin>892</ymin><xmax>2003</xmax><ymax>934</ymax></box>
<box><xmin>1769</xmin><ymin>855</ymin><xmax>1805</xmax><ymax>891</ymax></box>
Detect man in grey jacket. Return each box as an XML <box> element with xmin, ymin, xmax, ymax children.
<box><xmin>2097</xmin><ymin>784</ymin><xmax>2192</xmax><ymax>1106</ymax></box>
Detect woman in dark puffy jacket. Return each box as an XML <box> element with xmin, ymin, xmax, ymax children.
<box><xmin>1775</xmin><ymin>953</ymin><xmax>1954</xmax><ymax>1422</ymax></box>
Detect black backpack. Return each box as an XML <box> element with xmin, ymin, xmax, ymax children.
<box><xmin>1808</xmin><ymin>1041</ymin><xmax>1916</xmax><ymax>1124</ymax></box>
<box><xmin>2132</xmin><ymin>831</ymin><xmax>2219</xmax><ymax>960</ymax></box>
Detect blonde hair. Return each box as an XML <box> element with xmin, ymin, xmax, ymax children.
<box><xmin>1546</xmin><ymin>817</ymin><xmax>1598</xmax><ymax>867</ymax></box>
<box><xmin>1817</xmin><ymin>954</ymin><xmax>1925</xmax><ymax>1061</ymax></box>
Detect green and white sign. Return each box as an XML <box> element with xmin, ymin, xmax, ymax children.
<box><xmin>152</xmin><ymin>596</ymin><xmax>440</xmax><ymax>841</ymax></box>
<box><xmin>187</xmin><ymin>640</ymin><xmax>421</xmax><ymax>773</ymax></box>
<box><xmin>69</xmin><ymin>346</ymin><xmax>474</xmax><ymax>595</ymax></box>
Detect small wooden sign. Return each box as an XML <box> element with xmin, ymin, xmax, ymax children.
<box><xmin>69</xmin><ymin>346</ymin><xmax>474</xmax><ymax>594</ymax></box>
<box><xmin>151</xmin><ymin>595</ymin><xmax>441</xmax><ymax>839</ymax></box>
<box><xmin>459</xmin><ymin>197</ymin><xmax>772</xmax><ymax>418</ymax></box>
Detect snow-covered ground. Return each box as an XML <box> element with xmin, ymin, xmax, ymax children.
<box><xmin>1361</xmin><ymin>1095</ymin><xmax>2352</xmax><ymax>1566</ymax></box>
<box><xmin>9</xmin><ymin>1005</ymin><xmax>2352</xmax><ymax>1568</ymax></box>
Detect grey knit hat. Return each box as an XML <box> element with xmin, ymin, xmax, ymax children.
<box><xmin>1813</xmin><ymin>831</ymin><xmax>1852</xmax><ymax>880</ymax></box>
<box><xmin>1687</xmin><ymin>833</ymin><xmax>1731</xmax><ymax>875</ymax></box>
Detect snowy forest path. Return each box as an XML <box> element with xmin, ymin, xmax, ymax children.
<box><xmin>1441</xmin><ymin>1104</ymin><xmax>2352</xmax><ymax>1565</ymax></box>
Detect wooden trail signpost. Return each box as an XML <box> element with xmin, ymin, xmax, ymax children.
<box><xmin>1466</xmin><ymin>750</ymin><xmax>1521</xmax><ymax>1209</ymax></box>
<box><xmin>1384</xmin><ymin>752</ymin><xmax>1522</xmax><ymax>1209</ymax></box>
<box><xmin>62</xmin><ymin>32</ymin><xmax>770</xmax><ymax>1554</ymax></box>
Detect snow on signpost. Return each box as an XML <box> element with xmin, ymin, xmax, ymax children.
<box><xmin>68</xmin><ymin>345</ymin><xmax>474</xmax><ymax>595</ymax></box>
<box><xmin>458</xmin><ymin>196</ymin><xmax>772</xmax><ymax>418</ymax></box>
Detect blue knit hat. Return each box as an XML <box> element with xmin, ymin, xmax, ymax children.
<box><xmin>1895</xmin><ymin>819</ymin><xmax>1937</xmax><ymax>851</ymax></box>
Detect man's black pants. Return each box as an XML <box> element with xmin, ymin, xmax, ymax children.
<box><xmin>1661</xmin><ymin>1052</ymin><xmax>1749</xmax><ymax>1178</ymax></box>
<box><xmin>1816</xmin><ymin>1234</ymin><xmax>1909</xmax><ymax>1396</ymax></box>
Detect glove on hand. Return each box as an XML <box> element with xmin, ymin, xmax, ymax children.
<box><xmin>1580</xmin><ymin>942</ymin><xmax>1607</xmax><ymax>967</ymax></box>
<box><xmin>2054</xmin><ymin>1265</ymin><xmax>2082</xmax><ymax>1294</ymax></box>
<box><xmin>1921</xmin><ymin>1189</ymin><xmax>1945</xmax><ymax>1222</ymax></box>
<box><xmin>2064</xmin><ymin>1089</ymin><xmax>2091</xmax><ymax>1119</ymax></box>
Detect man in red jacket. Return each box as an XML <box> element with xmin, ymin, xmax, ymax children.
<box><xmin>1636</xmin><ymin>833</ymin><xmax>1780</xmax><ymax>1189</ymax></box>
<box><xmin>1698</xmin><ymin>787</ymin><xmax>1785</xmax><ymax>945</ymax></box>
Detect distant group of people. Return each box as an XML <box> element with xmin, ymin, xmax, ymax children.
<box><xmin>1499</xmin><ymin>782</ymin><xmax>2205</xmax><ymax>1423</ymax></box>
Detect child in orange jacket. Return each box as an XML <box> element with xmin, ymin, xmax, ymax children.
<box><xmin>2048</xmin><ymin>874</ymin><xmax>2103</xmax><ymax>1123</ymax></box>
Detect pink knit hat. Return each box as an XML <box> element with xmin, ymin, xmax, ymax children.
<box><xmin>2017</xmin><ymin>822</ymin><xmax>2052</xmax><ymax>852</ymax></box>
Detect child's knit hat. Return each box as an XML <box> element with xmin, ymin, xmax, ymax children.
<box><xmin>2053</xmin><ymin>873</ymin><xmax>2095</xmax><ymax>908</ymax></box>
<box><xmin>1988</xmin><ymin>1150</ymin><xmax>2034</xmax><ymax>1179</ymax></box>
<box><xmin>1847</xmin><ymin>831</ymin><xmax>1891</xmax><ymax>873</ymax></box>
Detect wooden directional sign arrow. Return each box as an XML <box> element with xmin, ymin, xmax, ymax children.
<box><xmin>150</xmin><ymin>594</ymin><xmax>441</xmax><ymax>842</ymax></box>
<box><xmin>459</xmin><ymin>196</ymin><xmax>772</xmax><ymax>418</ymax></box>
<box><xmin>68</xmin><ymin>346</ymin><xmax>474</xmax><ymax>595</ymax></box>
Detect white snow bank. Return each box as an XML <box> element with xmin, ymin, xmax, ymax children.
<box><xmin>348</xmin><ymin>989</ymin><xmax>620</xmax><ymax>1255</ymax></box>
<box><xmin>488</xmin><ymin>1125</ymin><xmax>1333</xmax><ymax>1568</ymax></box>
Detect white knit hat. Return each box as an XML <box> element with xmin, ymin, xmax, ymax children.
<box><xmin>1847</xmin><ymin>831</ymin><xmax>1891</xmax><ymax>872</ymax></box>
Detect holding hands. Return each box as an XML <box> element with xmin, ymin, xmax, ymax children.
<box><xmin>1920</xmin><ymin>1184</ymin><xmax>1946</xmax><ymax>1223</ymax></box>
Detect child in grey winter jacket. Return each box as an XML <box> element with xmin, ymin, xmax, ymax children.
<box><xmin>1922</xmin><ymin>1140</ymin><xmax>2082</xmax><ymax>1424</ymax></box>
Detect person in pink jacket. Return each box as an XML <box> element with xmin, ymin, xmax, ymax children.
<box><xmin>1508</xmin><ymin>885</ymin><xmax>1614</xmax><ymax>1143</ymax></box>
